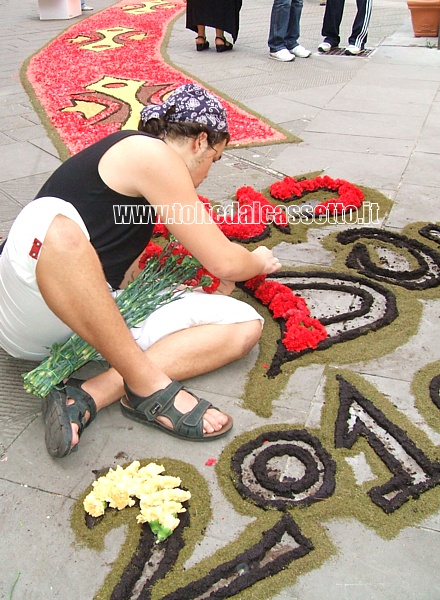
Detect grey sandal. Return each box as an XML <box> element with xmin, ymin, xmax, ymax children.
<box><xmin>120</xmin><ymin>380</ymin><xmax>233</xmax><ymax>441</ymax></box>
<box><xmin>42</xmin><ymin>378</ymin><xmax>97</xmax><ymax>458</ymax></box>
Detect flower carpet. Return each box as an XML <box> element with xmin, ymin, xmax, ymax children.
<box><xmin>24</xmin><ymin>0</ymin><xmax>289</xmax><ymax>157</ymax></box>
<box><xmin>69</xmin><ymin>183</ymin><xmax>440</xmax><ymax>600</ymax></box>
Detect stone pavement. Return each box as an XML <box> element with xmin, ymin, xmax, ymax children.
<box><xmin>0</xmin><ymin>0</ymin><xmax>440</xmax><ymax>598</ymax></box>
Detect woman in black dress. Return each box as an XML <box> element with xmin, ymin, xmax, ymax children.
<box><xmin>186</xmin><ymin>0</ymin><xmax>242</xmax><ymax>52</ymax></box>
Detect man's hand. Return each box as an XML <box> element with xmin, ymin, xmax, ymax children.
<box><xmin>251</xmin><ymin>246</ymin><xmax>282</xmax><ymax>274</ymax></box>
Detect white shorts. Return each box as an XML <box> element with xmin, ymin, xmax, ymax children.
<box><xmin>0</xmin><ymin>198</ymin><xmax>263</xmax><ymax>360</ymax></box>
<box><xmin>129</xmin><ymin>290</ymin><xmax>264</xmax><ymax>351</ymax></box>
<box><xmin>0</xmin><ymin>198</ymin><xmax>90</xmax><ymax>360</ymax></box>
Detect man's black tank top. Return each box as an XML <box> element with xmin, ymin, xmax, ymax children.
<box><xmin>35</xmin><ymin>130</ymin><xmax>157</xmax><ymax>289</ymax></box>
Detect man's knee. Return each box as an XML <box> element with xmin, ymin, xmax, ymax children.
<box><xmin>44</xmin><ymin>214</ymin><xmax>89</xmax><ymax>252</ymax></box>
<box><xmin>235</xmin><ymin>320</ymin><xmax>262</xmax><ymax>358</ymax></box>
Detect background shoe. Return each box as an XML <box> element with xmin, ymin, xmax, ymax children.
<box><xmin>269</xmin><ymin>48</ymin><xmax>295</xmax><ymax>62</ymax></box>
<box><xmin>318</xmin><ymin>42</ymin><xmax>333</xmax><ymax>52</ymax></box>
<box><xmin>215</xmin><ymin>36</ymin><xmax>233</xmax><ymax>52</ymax></box>
<box><xmin>195</xmin><ymin>36</ymin><xmax>209</xmax><ymax>51</ymax></box>
<box><xmin>82</xmin><ymin>5</ymin><xmax>93</xmax><ymax>9</ymax></box>
<box><xmin>345</xmin><ymin>44</ymin><xmax>362</xmax><ymax>55</ymax></box>
<box><xmin>290</xmin><ymin>45</ymin><xmax>312</xmax><ymax>58</ymax></box>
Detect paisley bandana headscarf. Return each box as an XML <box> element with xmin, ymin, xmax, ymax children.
<box><xmin>140</xmin><ymin>83</ymin><xmax>228</xmax><ymax>133</ymax></box>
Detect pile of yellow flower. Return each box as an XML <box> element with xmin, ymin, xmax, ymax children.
<box><xmin>83</xmin><ymin>461</ymin><xmax>191</xmax><ymax>542</ymax></box>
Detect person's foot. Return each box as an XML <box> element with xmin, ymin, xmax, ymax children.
<box><xmin>160</xmin><ymin>388</ymin><xmax>229</xmax><ymax>434</ymax></box>
<box><xmin>290</xmin><ymin>44</ymin><xmax>312</xmax><ymax>58</ymax></box>
<box><xmin>82</xmin><ymin>5</ymin><xmax>93</xmax><ymax>10</ymax></box>
<box><xmin>318</xmin><ymin>41</ymin><xmax>337</xmax><ymax>53</ymax></box>
<box><xmin>121</xmin><ymin>380</ymin><xmax>233</xmax><ymax>440</ymax></box>
<box><xmin>345</xmin><ymin>44</ymin><xmax>363</xmax><ymax>55</ymax></box>
<box><xmin>68</xmin><ymin>396</ymin><xmax>89</xmax><ymax>447</ymax></box>
<box><xmin>42</xmin><ymin>379</ymin><xmax>97</xmax><ymax>457</ymax></box>
<box><xmin>215</xmin><ymin>36</ymin><xmax>233</xmax><ymax>52</ymax></box>
<box><xmin>195</xmin><ymin>35</ymin><xmax>209</xmax><ymax>51</ymax></box>
<box><xmin>269</xmin><ymin>48</ymin><xmax>295</xmax><ymax>62</ymax></box>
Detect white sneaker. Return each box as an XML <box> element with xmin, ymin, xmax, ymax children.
<box><xmin>345</xmin><ymin>44</ymin><xmax>362</xmax><ymax>55</ymax></box>
<box><xmin>290</xmin><ymin>45</ymin><xmax>312</xmax><ymax>58</ymax></box>
<box><xmin>318</xmin><ymin>42</ymin><xmax>333</xmax><ymax>52</ymax></box>
<box><xmin>82</xmin><ymin>5</ymin><xmax>93</xmax><ymax>10</ymax></box>
<box><xmin>269</xmin><ymin>49</ymin><xmax>295</xmax><ymax>62</ymax></box>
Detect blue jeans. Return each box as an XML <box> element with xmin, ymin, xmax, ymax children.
<box><xmin>268</xmin><ymin>0</ymin><xmax>304</xmax><ymax>52</ymax></box>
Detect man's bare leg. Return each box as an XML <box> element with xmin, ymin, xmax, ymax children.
<box><xmin>70</xmin><ymin>320</ymin><xmax>261</xmax><ymax>447</ymax></box>
<box><xmin>36</xmin><ymin>216</ymin><xmax>231</xmax><ymax>433</ymax></box>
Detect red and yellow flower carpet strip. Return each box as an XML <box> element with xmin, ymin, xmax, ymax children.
<box><xmin>26</xmin><ymin>0</ymin><xmax>288</xmax><ymax>155</ymax></box>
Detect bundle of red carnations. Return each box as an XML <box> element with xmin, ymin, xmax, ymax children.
<box><xmin>138</xmin><ymin>239</ymin><xmax>220</xmax><ymax>294</ymax></box>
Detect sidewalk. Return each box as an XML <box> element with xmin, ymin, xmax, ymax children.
<box><xmin>1</xmin><ymin>0</ymin><xmax>440</xmax><ymax>598</ymax></box>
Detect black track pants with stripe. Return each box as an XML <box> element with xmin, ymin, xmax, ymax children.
<box><xmin>321</xmin><ymin>0</ymin><xmax>372</xmax><ymax>48</ymax></box>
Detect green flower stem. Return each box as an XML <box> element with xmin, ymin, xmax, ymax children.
<box><xmin>149</xmin><ymin>519</ymin><xmax>174</xmax><ymax>543</ymax></box>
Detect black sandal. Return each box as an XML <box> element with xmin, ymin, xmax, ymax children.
<box><xmin>215</xmin><ymin>36</ymin><xmax>233</xmax><ymax>53</ymax></box>
<box><xmin>195</xmin><ymin>35</ymin><xmax>209</xmax><ymax>51</ymax></box>
<box><xmin>41</xmin><ymin>378</ymin><xmax>97</xmax><ymax>458</ymax></box>
<box><xmin>120</xmin><ymin>380</ymin><xmax>233</xmax><ymax>441</ymax></box>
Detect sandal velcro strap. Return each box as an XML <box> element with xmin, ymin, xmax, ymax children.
<box><xmin>125</xmin><ymin>380</ymin><xmax>185</xmax><ymax>420</ymax></box>
<box><xmin>63</xmin><ymin>378</ymin><xmax>97</xmax><ymax>435</ymax></box>
<box><xmin>123</xmin><ymin>380</ymin><xmax>223</xmax><ymax>440</ymax></box>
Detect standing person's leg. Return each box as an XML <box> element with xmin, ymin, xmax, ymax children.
<box><xmin>196</xmin><ymin>25</ymin><xmax>209</xmax><ymax>51</ymax></box>
<box><xmin>345</xmin><ymin>0</ymin><xmax>372</xmax><ymax>52</ymax></box>
<box><xmin>268</xmin><ymin>0</ymin><xmax>295</xmax><ymax>61</ymax></box>
<box><xmin>319</xmin><ymin>0</ymin><xmax>345</xmax><ymax>49</ymax></box>
<box><xmin>285</xmin><ymin>0</ymin><xmax>312</xmax><ymax>57</ymax></box>
<box><xmin>215</xmin><ymin>29</ymin><xmax>233</xmax><ymax>52</ymax></box>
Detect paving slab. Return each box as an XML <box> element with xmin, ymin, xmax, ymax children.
<box><xmin>241</xmin><ymin>94</ymin><xmax>324</xmax><ymax>126</ymax></box>
<box><xmin>304</xmin><ymin>107</ymin><xmax>427</xmax><ymax>139</ymax></box>
<box><xmin>289</xmin><ymin>519</ymin><xmax>440</xmax><ymax>600</ymax></box>
<box><xmin>0</xmin><ymin>141</ymin><xmax>60</xmax><ymax>182</ymax></box>
<box><xmin>268</xmin><ymin>144</ymin><xmax>410</xmax><ymax>190</ymax></box>
<box><xmin>0</xmin><ymin>478</ymin><xmax>124</xmax><ymax>599</ymax></box>
<box><xmin>300</xmin><ymin>130</ymin><xmax>414</xmax><ymax>156</ymax></box>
